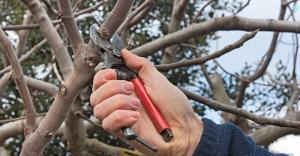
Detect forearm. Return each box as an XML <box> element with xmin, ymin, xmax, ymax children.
<box><xmin>193</xmin><ymin>118</ymin><xmax>288</xmax><ymax>156</ymax></box>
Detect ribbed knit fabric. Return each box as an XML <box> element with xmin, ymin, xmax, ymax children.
<box><xmin>193</xmin><ymin>118</ymin><xmax>288</xmax><ymax>156</ymax></box>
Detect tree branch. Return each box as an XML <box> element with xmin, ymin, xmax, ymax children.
<box><xmin>85</xmin><ymin>139</ymin><xmax>143</xmax><ymax>156</ymax></box>
<box><xmin>117</xmin><ymin>0</ymin><xmax>154</xmax><ymax>34</ymax></box>
<box><xmin>192</xmin><ymin>0</ymin><xmax>214</xmax><ymax>22</ymax></box>
<box><xmin>99</xmin><ymin>0</ymin><xmax>135</xmax><ymax>40</ymax></box>
<box><xmin>0</xmin><ymin>39</ymin><xmax>47</xmax><ymax>76</ymax></box>
<box><xmin>2</xmin><ymin>2</ymin><xmax>106</xmax><ymax>31</ymax></box>
<box><xmin>234</xmin><ymin>0</ymin><xmax>287</xmax><ymax>108</ymax></box>
<box><xmin>156</xmin><ymin>29</ymin><xmax>258</xmax><ymax>71</ymax></box>
<box><xmin>20</xmin><ymin>0</ymin><xmax>135</xmax><ymax>154</ymax></box>
<box><xmin>60</xmin><ymin>0</ymin><xmax>84</xmax><ymax>55</ymax></box>
<box><xmin>0</xmin><ymin>29</ymin><xmax>37</xmax><ymax>136</ymax></box>
<box><xmin>63</xmin><ymin>99</ymin><xmax>86</xmax><ymax>156</ymax></box>
<box><xmin>21</xmin><ymin>0</ymin><xmax>73</xmax><ymax>78</ymax></box>
<box><xmin>249</xmin><ymin>111</ymin><xmax>300</xmax><ymax>147</ymax></box>
<box><xmin>132</xmin><ymin>16</ymin><xmax>300</xmax><ymax>57</ymax></box>
<box><xmin>16</xmin><ymin>11</ymin><xmax>32</xmax><ymax>58</ymax></box>
<box><xmin>180</xmin><ymin>88</ymin><xmax>300</xmax><ymax>129</ymax></box>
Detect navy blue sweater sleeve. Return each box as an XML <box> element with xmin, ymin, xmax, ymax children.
<box><xmin>193</xmin><ymin>118</ymin><xmax>288</xmax><ymax>156</ymax></box>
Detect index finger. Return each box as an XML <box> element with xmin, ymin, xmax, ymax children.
<box><xmin>93</xmin><ymin>69</ymin><xmax>117</xmax><ymax>91</ymax></box>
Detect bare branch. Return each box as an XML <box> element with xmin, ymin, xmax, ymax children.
<box><xmin>24</xmin><ymin>76</ymin><xmax>58</xmax><ymax>96</ymax></box>
<box><xmin>249</xmin><ymin>111</ymin><xmax>300</xmax><ymax>147</ymax></box>
<box><xmin>235</xmin><ymin>1</ymin><xmax>287</xmax><ymax>108</ymax></box>
<box><xmin>117</xmin><ymin>0</ymin><xmax>154</xmax><ymax>34</ymax></box>
<box><xmin>192</xmin><ymin>0</ymin><xmax>214</xmax><ymax>22</ymax></box>
<box><xmin>132</xmin><ymin>16</ymin><xmax>300</xmax><ymax>57</ymax></box>
<box><xmin>0</xmin><ymin>29</ymin><xmax>37</xmax><ymax>136</ymax></box>
<box><xmin>3</xmin><ymin>2</ymin><xmax>105</xmax><ymax>31</ymax></box>
<box><xmin>99</xmin><ymin>0</ymin><xmax>135</xmax><ymax>40</ymax></box>
<box><xmin>160</xmin><ymin>0</ymin><xmax>188</xmax><ymax>64</ymax></box>
<box><xmin>16</xmin><ymin>11</ymin><xmax>32</xmax><ymax>58</ymax></box>
<box><xmin>156</xmin><ymin>29</ymin><xmax>258</xmax><ymax>71</ymax></box>
<box><xmin>233</xmin><ymin>0</ymin><xmax>251</xmax><ymax>15</ymax></box>
<box><xmin>0</xmin><ymin>73</ymin><xmax>10</xmax><ymax>96</ymax></box>
<box><xmin>85</xmin><ymin>139</ymin><xmax>143</xmax><ymax>156</ymax></box>
<box><xmin>0</xmin><ymin>113</ymin><xmax>46</xmax><ymax>124</ymax></box>
<box><xmin>180</xmin><ymin>88</ymin><xmax>300</xmax><ymax>129</ymax></box>
<box><xmin>287</xmin><ymin>87</ymin><xmax>300</xmax><ymax>113</ymax></box>
<box><xmin>60</xmin><ymin>0</ymin><xmax>84</xmax><ymax>55</ymax></box>
<box><xmin>0</xmin><ymin>39</ymin><xmax>47</xmax><ymax>76</ymax></box>
<box><xmin>63</xmin><ymin>99</ymin><xmax>86</xmax><ymax>156</ymax></box>
<box><xmin>21</xmin><ymin>0</ymin><xmax>73</xmax><ymax>78</ymax></box>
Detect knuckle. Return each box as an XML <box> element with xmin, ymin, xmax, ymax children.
<box><xmin>113</xmin><ymin>111</ymin><xmax>123</xmax><ymax>123</ymax></box>
<box><xmin>141</xmin><ymin>57</ymin><xmax>151</xmax><ymax>66</ymax></box>
<box><xmin>102</xmin><ymin>118</ymin><xmax>112</xmax><ymax>132</ymax></box>
<box><xmin>93</xmin><ymin>107</ymin><xmax>104</xmax><ymax>121</ymax></box>
<box><xmin>90</xmin><ymin>93</ymin><xmax>97</xmax><ymax>107</ymax></box>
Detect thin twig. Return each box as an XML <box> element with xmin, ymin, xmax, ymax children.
<box><xmin>192</xmin><ymin>0</ymin><xmax>214</xmax><ymax>22</ymax></box>
<box><xmin>0</xmin><ymin>113</ymin><xmax>46</xmax><ymax>124</ymax></box>
<box><xmin>233</xmin><ymin>0</ymin><xmax>251</xmax><ymax>15</ymax></box>
<box><xmin>0</xmin><ymin>39</ymin><xmax>47</xmax><ymax>76</ymax></box>
<box><xmin>156</xmin><ymin>29</ymin><xmax>259</xmax><ymax>71</ymax></box>
<box><xmin>74</xmin><ymin>111</ymin><xmax>102</xmax><ymax>128</ymax></box>
<box><xmin>117</xmin><ymin>0</ymin><xmax>154</xmax><ymax>34</ymax></box>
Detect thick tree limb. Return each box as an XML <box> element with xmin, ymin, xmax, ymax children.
<box><xmin>24</xmin><ymin>76</ymin><xmax>58</xmax><ymax>96</ymax></box>
<box><xmin>161</xmin><ymin>0</ymin><xmax>188</xmax><ymax>64</ymax></box>
<box><xmin>210</xmin><ymin>74</ymin><xmax>250</xmax><ymax>132</ymax></box>
<box><xmin>250</xmin><ymin>111</ymin><xmax>300</xmax><ymax>147</ymax></box>
<box><xmin>156</xmin><ymin>29</ymin><xmax>258</xmax><ymax>71</ymax></box>
<box><xmin>99</xmin><ymin>0</ymin><xmax>134</xmax><ymax>40</ymax></box>
<box><xmin>132</xmin><ymin>16</ymin><xmax>300</xmax><ymax>57</ymax></box>
<box><xmin>20</xmin><ymin>0</ymin><xmax>135</xmax><ymax>155</ymax></box>
<box><xmin>180</xmin><ymin>88</ymin><xmax>300</xmax><ymax>129</ymax></box>
<box><xmin>20</xmin><ymin>43</ymin><xmax>98</xmax><ymax>156</ymax></box>
<box><xmin>0</xmin><ymin>117</ymin><xmax>141</xmax><ymax>156</ymax></box>
<box><xmin>0</xmin><ymin>29</ymin><xmax>37</xmax><ymax>137</ymax></box>
<box><xmin>21</xmin><ymin>0</ymin><xmax>73</xmax><ymax>78</ymax></box>
<box><xmin>64</xmin><ymin>100</ymin><xmax>86</xmax><ymax>156</ymax></box>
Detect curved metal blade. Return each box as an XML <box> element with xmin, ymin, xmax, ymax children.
<box><xmin>110</xmin><ymin>34</ymin><xmax>125</xmax><ymax>50</ymax></box>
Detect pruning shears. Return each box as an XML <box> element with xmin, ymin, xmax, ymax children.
<box><xmin>90</xmin><ymin>24</ymin><xmax>173</xmax><ymax>152</ymax></box>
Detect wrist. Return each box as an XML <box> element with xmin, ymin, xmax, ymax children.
<box><xmin>186</xmin><ymin>116</ymin><xmax>203</xmax><ymax>156</ymax></box>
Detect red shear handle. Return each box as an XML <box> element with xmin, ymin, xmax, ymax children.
<box><xmin>131</xmin><ymin>78</ymin><xmax>170</xmax><ymax>134</ymax></box>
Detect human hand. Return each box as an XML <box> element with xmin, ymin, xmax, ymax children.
<box><xmin>90</xmin><ymin>49</ymin><xmax>203</xmax><ymax>156</ymax></box>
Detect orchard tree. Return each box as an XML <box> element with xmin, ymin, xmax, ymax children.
<box><xmin>0</xmin><ymin>0</ymin><xmax>299</xmax><ymax>155</ymax></box>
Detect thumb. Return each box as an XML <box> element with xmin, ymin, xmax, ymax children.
<box><xmin>121</xmin><ymin>49</ymin><xmax>158</xmax><ymax>80</ymax></box>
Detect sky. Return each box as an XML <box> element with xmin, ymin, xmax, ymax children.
<box><xmin>211</xmin><ymin>0</ymin><xmax>300</xmax><ymax>78</ymax></box>
<box><xmin>208</xmin><ymin>0</ymin><xmax>300</xmax><ymax>155</ymax></box>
